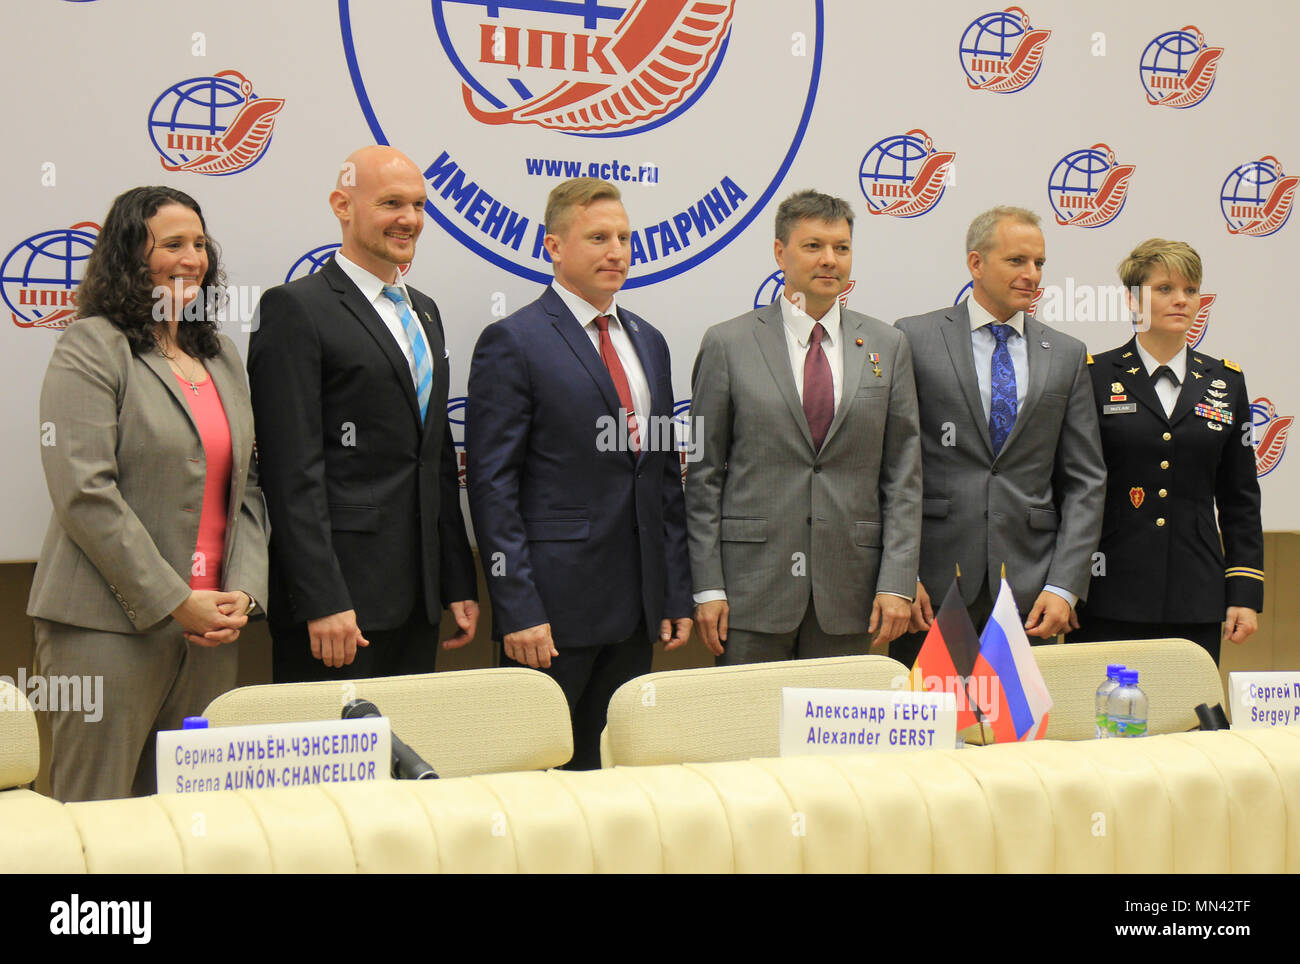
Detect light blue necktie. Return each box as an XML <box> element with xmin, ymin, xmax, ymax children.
<box><xmin>988</xmin><ymin>323</ymin><xmax>1017</xmax><ymax>455</ymax></box>
<box><xmin>381</xmin><ymin>285</ymin><xmax>432</xmax><ymax>423</ymax></box>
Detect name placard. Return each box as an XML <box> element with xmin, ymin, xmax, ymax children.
<box><xmin>779</xmin><ymin>687</ymin><xmax>957</xmax><ymax>757</ymax></box>
<box><xmin>156</xmin><ymin>717</ymin><xmax>392</xmax><ymax>794</ymax></box>
<box><xmin>1228</xmin><ymin>672</ymin><xmax>1300</xmax><ymax>729</ymax></box>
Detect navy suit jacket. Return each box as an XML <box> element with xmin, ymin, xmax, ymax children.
<box><xmin>466</xmin><ymin>285</ymin><xmax>692</xmax><ymax>648</ymax></box>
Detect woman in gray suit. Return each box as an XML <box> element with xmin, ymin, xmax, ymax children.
<box><xmin>27</xmin><ymin>186</ymin><xmax>267</xmax><ymax>802</ymax></box>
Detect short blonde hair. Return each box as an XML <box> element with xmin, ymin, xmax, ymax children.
<box><xmin>966</xmin><ymin>206</ymin><xmax>1040</xmax><ymax>257</ymax></box>
<box><xmin>545</xmin><ymin>177</ymin><xmax>622</xmax><ymax>238</ymax></box>
<box><xmin>1118</xmin><ymin>238</ymin><xmax>1202</xmax><ymax>289</ymax></box>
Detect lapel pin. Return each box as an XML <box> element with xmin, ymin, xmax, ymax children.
<box><xmin>855</xmin><ymin>338</ymin><xmax>863</xmax><ymax>346</ymax></box>
<box><xmin>1111</xmin><ymin>381</ymin><xmax>1124</xmax><ymax>394</ymax></box>
<box><xmin>1192</xmin><ymin>371</ymin><xmax>1203</xmax><ymax>380</ymax></box>
<box><xmin>1122</xmin><ymin>351</ymin><xmax>1134</xmax><ymax>359</ymax></box>
<box><xmin>1127</xmin><ymin>367</ymin><xmax>1140</xmax><ymax>374</ymax></box>
<box><xmin>1040</xmin><ymin>340</ymin><xmax>1050</xmax><ymax>349</ymax></box>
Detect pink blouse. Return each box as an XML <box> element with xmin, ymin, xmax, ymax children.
<box><xmin>176</xmin><ymin>372</ymin><xmax>232</xmax><ymax>590</ymax></box>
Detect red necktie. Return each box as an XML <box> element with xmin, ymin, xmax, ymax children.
<box><xmin>803</xmin><ymin>322</ymin><xmax>833</xmax><ymax>450</ymax></box>
<box><xmin>594</xmin><ymin>314</ymin><xmax>639</xmax><ymax>452</ymax></box>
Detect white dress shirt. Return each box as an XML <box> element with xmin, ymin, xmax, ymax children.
<box><xmin>780</xmin><ymin>293</ymin><xmax>844</xmax><ymax>411</ymax></box>
<box><xmin>967</xmin><ymin>295</ymin><xmax>1075</xmax><ymax>609</ymax></box>
<box><xmin>551</xmin><ymin>282</ymin><xmax>651</xmax><ymax>433</ymax></box>
<box><xmin>1134</xmin><ymin>340</ymin><xmax>1187</xmax><ymax>418</ymax></box>
<box><xmin>334</xmin><ymin>252</ymin><xmax>435</xmax><ymax>393</ymax></box>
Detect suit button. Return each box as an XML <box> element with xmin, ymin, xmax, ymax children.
<box><xmin>1160</xmin><ymin>460</ymin><xmax>1170</xmax><ymax>470</ymax></box>
<box><xmin>1156</xmin><ymin>518</ymin><xmax>1166</xmax><ymax>527</ymax></box>
<box><xmin>108</xmin><ymin>585</ymin><xmax>116</xmax><ymax>592</ymax></box>
<box><xmin>813</xmin><ymin>465</ymin><xmax>822</xmax><ymax>474</ymax></box>
<box><xmin>127</xmin><ymin>610</ymin><xmax>136</xmax><ymax>619</ymax></box>
<box><xmin>1158</xmin><ymin>489</ymin><xmax>1168</xmax><ymax>498</ymax></box>
<box><xmin>991</xmin><ymin>467</ymin><xmax>1000</xmax><ymax>476</ymax></box>
<box><xmin>632</xmin><ymin>525</ymin><xmax>639</xmax><ymax>534</ymax></box>
<box><xmin>1162</xmin><ymin>432</ymin><xmax>1172</xmax><ymax>441</ymax></box>
<box><xmin>806</xmin><ymin>517</ymin><xmax>812</xmax><ymax>525</ymax></box>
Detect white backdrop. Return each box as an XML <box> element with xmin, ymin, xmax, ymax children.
<box><xmin>1</xmin><ymin>0</ymin><xmax>1295</xmax><ymax>561</ymax></box>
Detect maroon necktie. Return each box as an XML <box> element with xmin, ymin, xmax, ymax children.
<box><xmin>594</xmin><ymin>314</ymin><xmax>639</xmax><ymax>452</ymax></box>
<box><xmin>803</xmin><ymin>322</ymin><xmax>833</xmax><ymax>450</ymax></box>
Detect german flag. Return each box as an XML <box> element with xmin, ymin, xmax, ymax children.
<box><xmin>910</xmin><ymin>579</ymin><xmax>991</xmax><ymax>732</ymax></box>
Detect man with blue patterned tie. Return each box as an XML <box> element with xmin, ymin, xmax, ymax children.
<box><xmin>249</xmin><ymin>146</ymin><xmax>478</xmax><ymax>681</ymax></box>
<box><xmin>891</xmin><ymin>207</ymin><xmax>1105</xmax><ymax>667</ymax></box>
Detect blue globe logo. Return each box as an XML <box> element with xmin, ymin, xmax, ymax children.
<box><xmin>1</xmin><ymin>223</ymin><xmax>98</xmax><ymax>329</ymax></box>
<box><xmin>960</xmin><ymin>7</ymin><xmax>1031</xmax><ymax>87</ymax></box>
<box><xmin>859</xmin><ymin>131</ymin><xmax>948</xmax><ymax>217</ymax></box>
<box><xmin>753</xmin><ymin>270</ymin><xmax>785</xmax><ymax>309</ymax></box>
<box><xmin>1140</xmin><ymin>30</ymin><xmax>1204</xmax><ymax>105</ymax></box>
<box><xmin>285</xmin><ymin>244</ymin><xmax>342</xmax><ymax>283</ymax></box>
<box><xmin>1221</xmin><ymin>157</ymin><xmax>1294</xmax><ymax>237</ymax></box>
<box><xmin>1048</xmin><ymin>145</ymin><xmax>1131</xmax><ymax>227</ymax></box>
<box><xmin>148</xmin><ymin>70</ymin><xmax>281</xmax><ymax>175</ymax></box>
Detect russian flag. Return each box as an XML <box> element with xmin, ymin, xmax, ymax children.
<box><xmin>911</xmin><ymin>579</ymin><xmax>995</xmax><ymax>732</ymax></box>
<box><xmin>978</xmin><ymin>578</ymin><xmax>1052</xmax><ymax>741</ymax></box>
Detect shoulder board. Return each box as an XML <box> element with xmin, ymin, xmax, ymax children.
<box><xmin>1086</xmin><ymin>353</ymin><xmax>1094</xmax><ymax>365</ymax></box>
<box><xmin>1223</xmin><ymin>358</ymin><xmax>1242</xmax><ymax>372</ymax></box>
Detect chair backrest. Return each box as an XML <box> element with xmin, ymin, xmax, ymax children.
<box><xmin>0</xmin><ymin>679</ymin><xmax>38</xmax><ymax>790</ymax></box>
<box><xmin>600</xmin><ymin>654</ymin><xmax>912</xmax><ymax>767</ymax></box>
<box><xmin>203</xmin><ymin>668</ymin><xmax>573</xmax><ymax>777</ymax></box>
<box><xmin>1030</xmin><ymin>638</ymin><xmax>1224</xmax><ymax>740</ymax></box>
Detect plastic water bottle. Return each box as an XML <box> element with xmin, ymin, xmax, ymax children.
<box><xmin>1095</xmin><ymin>664</ymin><xmax>1126</xmax><ymax>738</ymax></box>
<box><xmin>1106</xmin><ymin>670</ymin><xmax>1148</xmax><ymax>738</ymax></box>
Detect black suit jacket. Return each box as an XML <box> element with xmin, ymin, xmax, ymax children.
<box><xmin>247</xmin><ymin>257</ymin><xmax>476</xmax><ymax>631</ymax></box>
<box><xmin>1084</xmin><ymin>338</ymin><xmax>1263</xmax><ymax>623</ymax></box>
<box><xmin>466</xmin><ymin>285</ymin><xmax>692</xmax><ymax>648</ymax></box>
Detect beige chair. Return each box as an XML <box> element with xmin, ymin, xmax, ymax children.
<box><xmin>10</xmin><ymin>730</ymin><xmax>1300</xmax><ymax>872</ymax></box>
<box><xmin>0</xmin><ymin>679</ymin><xmax>87</xmax><ymax>872</ymax></box>
<box><xmin>1027</xmin><ymin>637</ymin><xmax>1225</xmax><ymax>741</ymax></box>
<box><xmin>203</xmin><ymin>668</ymin><xmax>573</xmax><ymax>778</ymax></box>
<box><xmin>600</xmin><ymin>654</ymin><xmax>912</xmax><ymax>767</ymax></box>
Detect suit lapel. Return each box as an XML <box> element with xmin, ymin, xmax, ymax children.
<box><xmin>1113</xmin><ymin>337</ymin><xmax>1167</xmax><ymax>423</ymax></box>
<box><xmin>542</xmin><ymin>286</ymin><xmax>626</xmax><ymax>423</ymax></box>
<box><xmin>411</xmin><ymin>293</ymin><xmax>447</xmax><ymax>446</ymax></box>
<box><xmin>752</xmin><ymin>301</ymin><xmax>815</xmax><ymax>451</ymax></box>
<box><xmin>940</xmin><ymin>302</ymin><xmax>993</xmax><ymax>456</ymax></box>
<box><xmin>323</xmin><ymin>258</ymin><xmax>422</xmax><ymax>427</ymax></box>
<box><xmin>821</xmin><ymin>310</ymin><xmax>867</xmax><ymax>450</ymax></box>
<box><xmin>141</xmin><ymin>350</ymin><xmax>201</xmax><ymax>440</ymax></box>
<box><xmin>1169</xmin><ymin>350</ymin><xmax>1209</xmax><ymax>426</ymax></box>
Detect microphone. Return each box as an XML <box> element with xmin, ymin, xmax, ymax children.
<box><xmin>342</xmin><ymin>698</ymin><xmax>439</xmax><ymax>780</ymax></box>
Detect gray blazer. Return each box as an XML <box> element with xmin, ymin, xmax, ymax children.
<box><xmin>27</xmin><ymin>316</ymin><xmax>268</xmax><ymax>633</ymax></box>
<box><xmin>895</xmin><ymin>301</ymin><xmax>1104</xmax><ymax>614</ymax></box>
<box><xmin>686</xmin><ymin>302</ymin><xmax>922</xmax><ymax>635</ymax></box>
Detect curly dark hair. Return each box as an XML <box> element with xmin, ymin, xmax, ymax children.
<box><xmin>76</xmin><ymin>186</ymin><xmax>225</xmax><ymax>358</ymax></box>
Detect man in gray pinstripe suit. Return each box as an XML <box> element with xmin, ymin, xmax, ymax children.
<box><xmin>685</xmin><ymin>190</ymin><xmax>922</xmax><ymax>663</ymax></box>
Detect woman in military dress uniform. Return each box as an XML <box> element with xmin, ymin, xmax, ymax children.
<box><xmin>1069</xmin><ymin>239</ymin><xmax>1262</xmax><ymax>663</ymax></box>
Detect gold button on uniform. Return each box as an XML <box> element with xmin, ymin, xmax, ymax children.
<box><xmin>1162</xmin><ymin>432</ymin><xmax>1172</xmax><ymax>441</ymax></box>
<box><xmin>1156</xmin><ymin>518</ymin><xmax>1166</xmax><ymax>527</ymax></box>
<box><xmin>1160</xmin><ymin>460</ymin><xmax>1170</xmax><ymax>470</ymax></box>
<box><xmin>1158</xmin><ymin>489</ymin><xmax>1168</xmax><ymax>498</ymax></box>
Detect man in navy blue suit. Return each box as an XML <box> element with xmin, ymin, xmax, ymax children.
<box><xmin>467</xmin><ymin>178</ymin><xmax>693</xmax><ymax>769</ymax></box>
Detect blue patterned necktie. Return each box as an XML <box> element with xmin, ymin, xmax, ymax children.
<box><xmin>988</xmin><ymin>323</ymin><xmax>1017</xmax><ymax>455</ymax></box>
<box><xmin>381</xmin><ymin>285</ymin><xmax>432</xmax><ymax>424</ymax></box>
